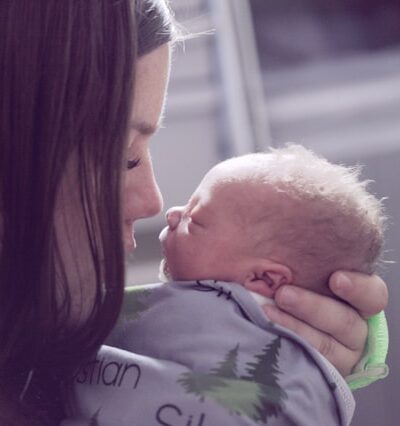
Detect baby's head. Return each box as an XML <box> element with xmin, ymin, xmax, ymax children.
<box><xmin>159</xmin><ymin>145</ymin><xmax>386</xmax><ymax>298</ymax></box>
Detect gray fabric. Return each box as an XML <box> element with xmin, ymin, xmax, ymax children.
<box><xmin>62</xmin><ymin>280</ymin><xmax>354</xmax><ymax>426</ymax></box>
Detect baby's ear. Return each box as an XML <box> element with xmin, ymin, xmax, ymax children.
<box><xmin>244</xmin><ymin>262</ymin><xmax>293</xmax><ymax>299</ymax></box>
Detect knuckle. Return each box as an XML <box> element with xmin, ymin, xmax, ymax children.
<box><xmin>339</xmin><ymin>309</ymin><xmax>361</xmax><ymax>337</ymax></box>
<box><xmin>318</xmin><ymin>335</ymin><xmax>336</xmax><ymax>358</ymax></box>
<box><xmin>341</xmin><ymin>351</ymin><xmax>362</xmax><ymax>377</ymax></box>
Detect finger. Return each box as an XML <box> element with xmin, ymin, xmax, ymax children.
<box><xmin>273</xmin><ymin>286</ymin><xmax>368</xmax><ymax>351</ymax></box>
<box><xmin>329</xmin><ymin>271</ymin><xmax>388</xmax><ymax>318</ymax></box>
<box><xmin>262</xmin><ymin>304</ymin><xmax>361</xmax><ymax>377</ymax></box>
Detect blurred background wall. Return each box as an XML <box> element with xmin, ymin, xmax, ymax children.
<box><xmin>128</xmin><ymin>1</ymin><xmax>400</xmax><ymax>423</ymax></box>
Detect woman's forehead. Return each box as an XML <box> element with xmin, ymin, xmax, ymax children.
<box><xmin>131</xmin><ymin>43</ymin><xmax>171</xmax><ymax>132</ymax></box>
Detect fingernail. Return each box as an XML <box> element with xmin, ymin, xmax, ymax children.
<box><xmin>333</xmin><ymin>273</ymin><xmax>352</xmax><ymax>293</ymax></box>
<box><xmin>279</xmin><ymin>286</ymin><xmax>298</xmax><ymax>307</ymax></box>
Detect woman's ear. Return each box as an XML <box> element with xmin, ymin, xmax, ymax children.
<box><xmin>244</xmin><ymin>261</ymin><xmax>293</xmax><ymax>299</ymax></box>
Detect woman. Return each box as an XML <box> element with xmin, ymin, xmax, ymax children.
<box><xmin>0</xmin><ymin>0</ymin><xmax>388</xmax><ymax>424</ymax></box>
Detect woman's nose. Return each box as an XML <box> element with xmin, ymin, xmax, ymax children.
<box><xmin>123</xmin><ymin>159</ymin><xmax>163</xmax><ymax>222</ymax></box>
<box><xmin>166</xmin><ymin>207</ymin><xmax>183</xmax><ymax>230</ymax></box>
<box><xmin>143</xmin><ymin>181</ymin><xmax>163</xmax><ymax>218</ymax></box>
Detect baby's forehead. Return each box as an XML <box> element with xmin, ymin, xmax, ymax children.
<box><xmin>204</xmin><ymin>166</ymin><xmax>278</xmax><ymax>217</ymax></box>
<box><xmin>212</xmin><ymin>156</ymin><xmax>268</xmax><ymax>177</ymax></box>
<box><xmin>204</xmin><ymin>166</ymin><xmax>260</xmax><ymax>201</ymax></box>
<box><xmin>208</xmin><ymin>162</ymin><xmax>309</xmax><ymax>217</ymax></box>
<box><xmin>206</xmin><ymin>158</ymin><xmax>265</xmax><ymax>189</ymax></box>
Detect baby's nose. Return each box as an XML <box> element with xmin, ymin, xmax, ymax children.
<box><xmin>166</xmin><ymin>207</ymin><xmax>183</xmax><ymax>230</ymax></box>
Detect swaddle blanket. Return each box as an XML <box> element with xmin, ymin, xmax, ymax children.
<box><xmin>61</xmin><ymin>280</ymin><xmax>354</xmax><ymax>426</ymax></box>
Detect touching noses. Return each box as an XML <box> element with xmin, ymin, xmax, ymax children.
<box><xmin>166</xmin><ymin>206</ymin><xmax>184</xmax><ymax>230</ymax></box>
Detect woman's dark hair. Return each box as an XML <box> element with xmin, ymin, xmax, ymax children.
<box><xmin>0</xmin><ymin>0</ymin><xmax>174</xmax><ymax>424</ymax></box>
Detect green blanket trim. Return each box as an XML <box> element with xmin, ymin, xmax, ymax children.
<box><xmin>346</xmin><ymin>311</ymin><xmax>389</xmax><ymax>390</ymax></box>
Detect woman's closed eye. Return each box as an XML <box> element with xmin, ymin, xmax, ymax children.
<box><xmin>126</xmin><ymin>157</ymin><xmax>141</xmax><ymax>170</ymax></box>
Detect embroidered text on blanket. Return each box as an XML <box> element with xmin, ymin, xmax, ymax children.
<box><xmin>74</xmin><ymin>357</ymin><xmax>141</xmax><ymax>389</ymax></box>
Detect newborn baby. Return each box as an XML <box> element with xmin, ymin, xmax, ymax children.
<box><xmin>159</xmin><ymin>144</ymin><xmax>385</xmax><ymax>301</ymax></box>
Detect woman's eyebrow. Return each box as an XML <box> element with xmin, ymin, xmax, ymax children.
<box><xmin>131</xmin><ymin>120</ymin><xmax>159</xmax><ymax>136</ymax></box>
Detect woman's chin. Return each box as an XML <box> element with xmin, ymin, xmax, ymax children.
<box><xmin>125</xmin><ymin>241</ymin><xmax>136</xmax><ymax>254</ymax></box>
<box><xmin>124</xmin><ymin>228</ymin><xmax>137</xmax><ymax>253</ymax></box>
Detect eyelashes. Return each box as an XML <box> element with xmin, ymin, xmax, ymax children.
<box><xmin>126</xmin><ymin>157</ymin><xmax>141</xmax><ymax>170</ymax></box>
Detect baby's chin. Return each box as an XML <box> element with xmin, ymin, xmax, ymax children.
<box><xmin>158</xmin><ymin>258</ymin><xmax>172</xmax><ymax>282</ymax></box>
